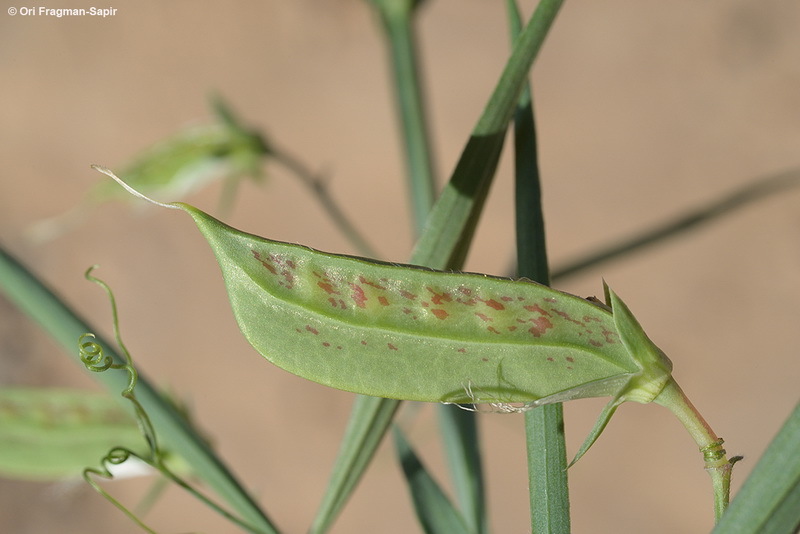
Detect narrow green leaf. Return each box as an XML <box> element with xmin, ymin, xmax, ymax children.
<box><xmin>411</xmin><ymin>0</ymin><xmax>565</xmax><ymax>271</ymax></box>
<box><xmin>712</xmin><ymin>401</ymin><xmax>800</xmax><ymax>534</ymax></box>
<box><xmin>435</xmin><ymin>405</ymin><xmax>486</xmax><ymax>534</ymax></box>
<box><xmin>309</xmin><ymin>396</ymin><xmax>399</xmax><ymax>534</ymax></box>
<box><xmin>552</xmin><ymin>168</ymin><xmax>800</xmax><ymax>281</ymax></box>
<box><xmin>393</xmin><ymin>427</ymin><xmax>473</xmax><ymax>534</ymax></box>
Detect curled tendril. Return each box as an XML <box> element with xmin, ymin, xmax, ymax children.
<box><xmin>79</xmin><ymin>265</ymin><xmax>260</xmax><ymax>533</ymax></box>
<box><xmin>78</xmin><ymin>333</ymin><xmax>113</xmax><ymax>372</ymax></box>
<box><xmin>83</xmin><ymin>448</ymin><xmax>158</xmax><ymax>534</ymax></box>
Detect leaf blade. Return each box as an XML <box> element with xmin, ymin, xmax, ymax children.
<box><xmin>393</xmin><ymin>427</ymin><xmax>474</xmax><ymax>534</ymax></box>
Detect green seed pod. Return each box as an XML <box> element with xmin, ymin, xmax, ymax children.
<box><xmin>0</xmin><ymin>388</ymin><xmax>146</xmax><ymax>480</ymax></box>
<box><xmin>93</xmin><ymin>165</ymin><xmax>676</xmax><ymax>461</ymax></box>
<box><xmin>177</xmin><ymin>203</ymin><xmax>673</xmax><ymax>410</ymax></box>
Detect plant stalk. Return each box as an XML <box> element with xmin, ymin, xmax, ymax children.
<box><xmin>653</xmin><ymin>377</ymin><xmax>738</xmax><ymax>522</ymax></box>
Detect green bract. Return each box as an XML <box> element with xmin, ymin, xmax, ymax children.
<box><xmin>176</xmin><ymin>203</ymin><xmax>673</xmax><ymax>417</ymax></box>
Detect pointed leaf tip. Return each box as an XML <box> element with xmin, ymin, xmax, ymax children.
<box><xmin>91</xmin><ymin>165</ymin><xmax>181</xmax><ymax>211</ymax></box>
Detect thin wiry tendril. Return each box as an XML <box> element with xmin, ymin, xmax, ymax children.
<box><xmin>83</xmin><ymin>447</ymin><xmax>158</xmax><ymax>534</ymax></box>
<box><xmin>79</xmin><ymin>333</ymin><xmax>113</xmax><ymax>372</ymax></box>
<box><xmin>80</xmin><ymin>267</ymin><xmax>263</xmax><ymax>534</ymax></box>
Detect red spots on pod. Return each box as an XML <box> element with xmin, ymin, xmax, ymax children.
<box><xmin>551</xmin><ymin>308</ymin><xmax>585</xmax><ymax>326</ymax></box>
<box><xmin>601</xmin><ymin>328</ymin><xmax>617</xmax><ymax>344</ymax></box>
<box><xmin>487</xmin><ymin>326</ymin><xmax>501</xmax><ymax>334</ymax></box>
<box><xmin>361</xmin><ymin>340</ymin><xmax>368</xmax><ymax>345</ymax></box>
<box><xmin>378</xmin><ymin>296</ymin><xmax>390</xmax><ymax>306</ymax></box>
<box><xmin>475</xmin><ymin>312</ymin><xmax>492</xmax><ymax>322</ymax></box>
<box><xmin>359</xmin><ymin>276</ymin><xmax>387</xmax><ymax>291</ymax></box>
<box><xmin>328</xmin><ymin>297</ymin><xmax>347</xmax><ymax>309</ymax></box>
<box><xmin>589</xmin><ymin>339</ymin><xmax>602</xmax><ymax>347</ymax></box>
<box><xmin>566</xmin><ymin>357</ymin><xmax>574</xmax><ymax>363</ymax></box>
<box><xmin>349</xmin><ymin>283</ymin><xmax>367</xmax><ymax>309</ymax></box>
<box><xmin>547</xmin><ymin>357</ymin><xmax>554</xmax><ymax>362</ymax></box>
<box><xmin>305</xmin><ymin>325</ymin><xmax>319</xmax><ymax>335</ymax></box>
<box><xmin>318</xmin><ymin>281</ymin><xmax>338</xmax><ymax>295</ymax></box>
<box><xmin>252</xmin><ymin>250</ymin><xmax>277</xmax><ymax>275</ymax></box>
<box><xmin>432</xmin><ymin>309</ymin><xmax>449</xmax><ymax>320</ymax></box>
<box><xmin>426</xmin><ymin>287</ymin><xmax>452</xmax><ymax>305</ymax></box>
<box><xmin>481</xmin><ymin>298</ymin><xmax>505</xmax><ymax>311</ymax></box>
<box><xmin>501</xmin><ymin>296</ymin><xmax>514</xmax><ymax>302</ymax></box>
<box><xmin>400</xmin><ymin>290</ymin><xmax>417</xmax><ymax>300</ymax></box>
<box><xmin>322</xmin><ymin>342</ymin><xmax>331</xmax><ymax>347</ymax></box>
<box><xmin>544</xmin><ymin>297</ymin><xmax>557</xmax><ymax>303</ymax></box>
<box><xmin>387</xmin><ymin>343</ymin><xmax>398</xmax><ymax>351</ymax></box>
<box><xmin>252</xmin><ymin>250</ymin><xmax>298</xmax><ymax>288</ymax></box>
<box><xmin>481</xmin><ymin>357</ymin><xmax>489</xmax><ymax>362</ymax></box>
<box><xmin>524</xmin><ymin>304</ymin><xmax>551</xmax><ymax>316</ymax></box>
<box><xmin>528</xmin><ymin>316</ymin><xmax>553</xmax><ymax>337</ymax></box>
<box><xmin>457</xmin><ymin>347</ymin><xmax>467</xmax><ymax>353</ymax></box>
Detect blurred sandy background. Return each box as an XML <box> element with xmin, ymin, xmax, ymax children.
<box><xmin>1</xmin><ymin>1</ymin><xmax>799</xmax><ymax>532</ymax></box>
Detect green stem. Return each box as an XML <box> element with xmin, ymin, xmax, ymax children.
<box><xmin>506</xmin><ymin>0</ymin><xmax>569</xmax><ymax>531</ymax></box>
<box><xmin>653</xmin><ymin>378</ymin><xmax>737</xmax><ymax>522</ymax></box>
<box><xmin>370</xmin><ymin>0</ymin><xmax>437</xmax><ymax>235</ymax></box>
